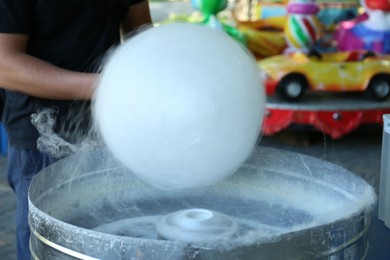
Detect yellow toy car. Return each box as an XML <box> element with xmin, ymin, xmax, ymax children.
<box><xmin>258</xmin><ymin>50</ymin><xmax>390</xmax><ymax>101</ymax></box>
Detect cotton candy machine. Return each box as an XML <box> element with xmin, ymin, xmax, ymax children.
<box><xmin>28</xmin><ymin>146</ymin><xmax>376</xmax><ymax>259</ymax></box>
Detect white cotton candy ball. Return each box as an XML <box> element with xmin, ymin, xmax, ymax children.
<box><xmin>93</xmin><ymin>23</ymin><xmax>265</xmax><ymax>190</ymax></box>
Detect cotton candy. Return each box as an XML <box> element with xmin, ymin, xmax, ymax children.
<box><xmin>93</xmin><ymin>23</ymin><xmax>265</xmax><ymax>190</ymax></box>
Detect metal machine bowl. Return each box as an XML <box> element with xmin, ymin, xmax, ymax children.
<box><xmin>28</xmin><ymin>146</ymin><xmax>376</xmax><ymax>259</ymax></box>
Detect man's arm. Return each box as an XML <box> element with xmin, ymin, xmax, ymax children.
<box><xmin>121</xmin><ymin>0</ymin><xmax>152</xmax><ymax>35</ymax></box>
<box><xmin>0</xmin><ymin>33</ymin><xmax>97</xmax><ymax>100</ymax></box>
<box><xmin>0</xmin><ymin>1</ymin><xmax>151</xmax><ymax>101</ymax></box>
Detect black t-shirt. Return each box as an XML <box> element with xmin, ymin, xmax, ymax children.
<box><xmin>0</xmin><ymin>0</ymin><xmax>143</xmax><ymax>149</ymax></box>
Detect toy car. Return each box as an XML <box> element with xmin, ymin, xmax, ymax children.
<box><xmin>258</xmin><ymin>50</ymin><xmax>390</xmax><ymax>101</ymax></box>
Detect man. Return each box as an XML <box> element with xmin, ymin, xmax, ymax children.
<box><xmin>0</xmin><ymin>0</ymin><xmax>152</xmax><ymax>259</ymax></box>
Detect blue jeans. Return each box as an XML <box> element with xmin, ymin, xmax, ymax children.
<box><xmin>7</xmin><ymin>146</ymin><xmax>56</xmax><ymax>260</ymax></box>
